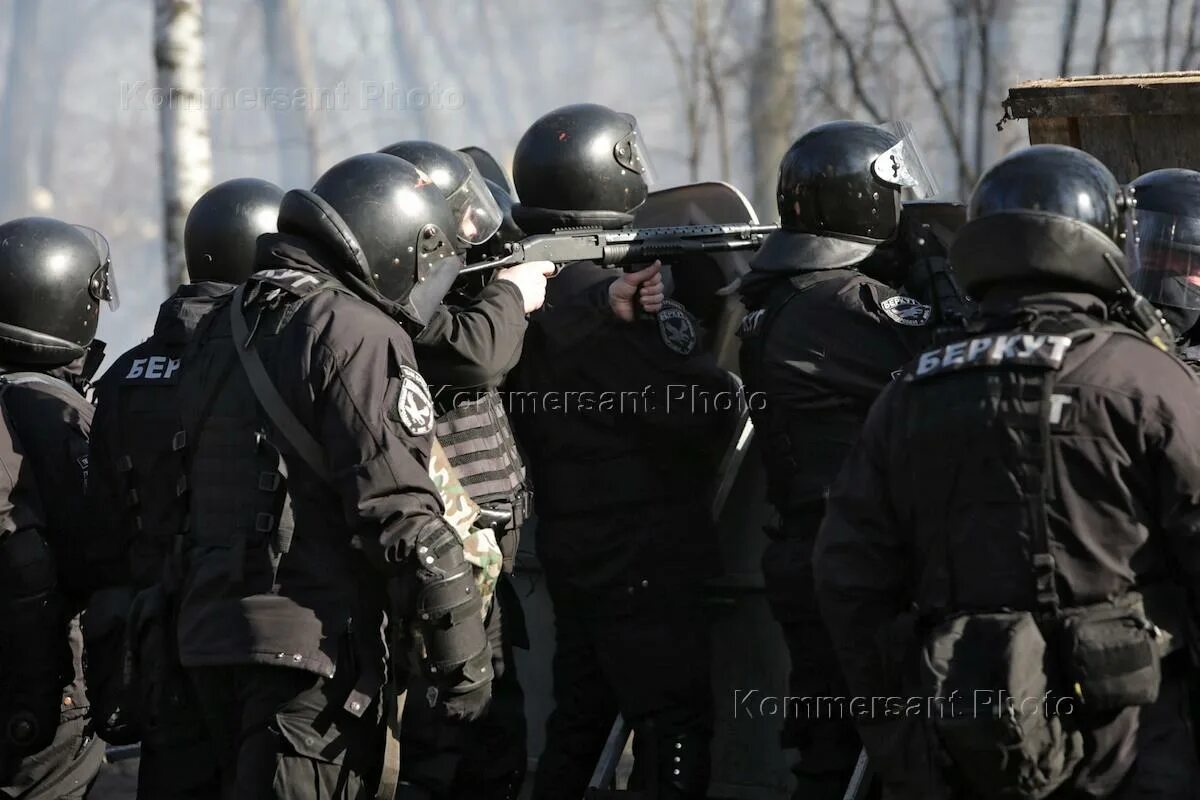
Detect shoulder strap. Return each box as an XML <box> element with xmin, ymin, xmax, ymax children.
<box><xmin>229</xmin><ymin>284</ymin><xmax>333</xmax><ymax>483</ymax></box>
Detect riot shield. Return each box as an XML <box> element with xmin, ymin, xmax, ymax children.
<box><xmin>457</xmin><ymin>146</ymin><xmax>514</xmax><ymax>197</ymax></box>
<box><xmin>633</xmin><ymin>181</ymin><xmax>760</xmax><ymax>372</ymax></box>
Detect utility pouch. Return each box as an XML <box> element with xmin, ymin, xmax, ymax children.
<box><xmin>1059</xmin><ymin>592</ymin><xmax>1161</xmax><ymax>712</ymax></box>
<box><xmin>920</xmin><ymin>610</ymin><xmax>1084</xmax><ymax>800</ymax></box>
<box><xmin>916</xmin><ymin>609</ymin><xmax>1089</xmax><ymax>796</ymax></box>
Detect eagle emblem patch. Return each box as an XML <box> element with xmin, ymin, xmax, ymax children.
<box><xmin>397</xmin><ymin>365</ymin><xmax>434</xmax><ymax>436</ymax></box>
<box><xmin>658</xmin><ymin>301</ymin><xmax>697</xmax><ymax>355</ymax></box>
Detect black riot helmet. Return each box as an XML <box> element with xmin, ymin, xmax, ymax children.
<box><xmin>949</xmin><ymin>145</ymin><xmax>1127</xmax><ymax>299</ymax></box>
<box><xmin>512</xmin><ymin>103</ymin><xmax>655</xmax><ymax>232</ymax></box>
<box><xmin>184</xmin><ymin>177</ymin><xmax>284</xmax><ymax>284</ymax></box>
<box><xmin>458</xmin><ymin>145</ymin><xmax>514</xmax><ymax>196</ymax></box>
<box><xmin>378</xmin><ymin>140</ymin><xmax>504</xmax><ymax>247</ymax></box>
<box><xmin>1126</xmin><ymin>168</ymin><xmax>1200</xmax><ymax>337</ymax></box>
<box><xmin>0</xmin><ymin>217</ymin><xmax>117</xmax><ymax>367</ymax></box>
<box><xmin>277</xmin><ymin>152</ymin><xmax>461</xmax><ymax>328</ymax></box>
<box><xmin>777</xmin><ymin>121</ymin><xmax>936</xmax><ymax>243</ymax></box>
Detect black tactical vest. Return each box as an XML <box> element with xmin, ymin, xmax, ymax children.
<box><xmin>901</xmin><ymin>312</ymin><xmax>1152</xmax><ymax>617</ymax></box>
<box><xmin>105</xmin><ymin>343</ymin><xmax>195</xmax><ymax>590</ymax></box>
<box><xmin>435</xmin><ymin>390</ymin><xmax>529</xmax><ymax>527</ymax></box>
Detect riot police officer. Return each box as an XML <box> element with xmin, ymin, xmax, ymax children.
<box><xmin>376</xmin><ymin>141</ymin><xmax>550</xmax><ymax>799</ymax></box>
<box><xmin>1126</xmin><ymin>168</ymin><xmax>1200</xmax><ymax>366</ymax></box>
<box><xmin>85</xmin><ymin>178</ymin><xmax>284</xmax><ymax>799</ymax></box>
<box><xmin>815</xmin><ymin>145</ymin><xmax>1200</xmax><ymax>799</ymax></box>
<box><xmin>736</xmin><ymin>120</ymin><xmax>935</xmax><ymax>798</ymax></box>
<box><xmin>0</xmin><ymin>216</ymin><xmax>115</xmax><ymax>799</ymax></box>
<box><xmin>506</xmin><ymin>103</ymin><xmax>736</xmax><ymax>800</ymax></box>
<box><xmin>171</xmin><ymin>153</ymin><xmax>492</xmax><ymax>798</ymax></box>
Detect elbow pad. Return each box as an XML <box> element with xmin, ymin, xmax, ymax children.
<box><xmin>413</xmin><ymin>520</ymin><xmax>493</xmax><ymax>695</ymax></box>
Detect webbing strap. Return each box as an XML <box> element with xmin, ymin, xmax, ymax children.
<box><xmin>229</xmin><ymin>284</ymin><xmax>333</xmax><ymax>483</ymax></box>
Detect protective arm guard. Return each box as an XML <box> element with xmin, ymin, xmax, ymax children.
<box><xmin>412</xmin><ymin>519</ymin><xmax>493</xmax><ymax>718</ymax></box>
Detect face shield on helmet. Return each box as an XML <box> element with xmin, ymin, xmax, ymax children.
<box><xmin>1125</xmin><ymin>206</ymin><xmax>1200</xmax><ymax>322</ymax></box>
<box><xmin>872</xmin><ymin>121</ymin><xmax>939</xmax><ymax>200</ymax></box>
<box><xmin>74</xmin><ymin>225</ymin><xmax>119</xmax><ymax>310</ymax></box>
<box><xmin>615</xmin><ymin>113</ymin><xmax>657</xmax><ymax>188</ymax></box>
<box><xmin>433</xmin><ymin>154</ymin><xmax>504</xmax><ymax>247</ymax></box>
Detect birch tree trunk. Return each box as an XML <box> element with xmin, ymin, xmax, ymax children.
<box><xmin>155</xmin><ymin>0</ymin><xmax>213</xmax><ymax>293</ymax></box>
<box><xmin>748</xmin><ymin>0</ymin><xmax>804</xmax><ymax>220</ymax></box>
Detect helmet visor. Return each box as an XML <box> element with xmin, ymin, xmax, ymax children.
<box><xmin>443</xmin><ymin>154</ymin><xmax>505</xmax><ymax>246</ymax></box>
<box><xmin>1125</xmin><ymin>207</ymin><xmax>1200</xmax><ymax>309</ymax></box>
<box><xmin>873</xmin><ymin>121</ymin><xmax>939</xmax><ymax>199</ymax></box>
<box><xmin>615</xmin><ymin>114</ymin><xmax>657</xmax><ymax>188</ymax></box>
<box><xmin>74</xmin><ymin>225</ymin><xmax>119</xmax><ymax>311</ymax></box>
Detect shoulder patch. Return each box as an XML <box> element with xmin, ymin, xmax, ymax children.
<box><xmin>397</xmin><ymin>365</ymin><xmax>435</xmax><ymax>436</ymax></box>
<box><xmin>658</xmin><ymin>300</ymin><xmax>697</xmax><ymax>355</ymax></box>
<box><xmin>880</xmin><ymin>295</ymin><xmax>931</xmax><ymax>327</ymax></box>
<box><xmin>910</xmin><ymin>333</ymin><xmax>1074</xmax><ymax>380</ymax></box>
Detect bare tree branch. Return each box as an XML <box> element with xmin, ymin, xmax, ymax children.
<box><xmin>651</xmin><ymin>0</ymin><xmax>706</xmax><ymax>182</ymax></box>
<box><xmin>1178</xmin><ymin>0</ymin><xmax>1200</xmax><ymax>69</ymax></box>
<box><xmin>748</xmin><ymin>0</ymin><xmax>805</xmax><ymax>217</ymax></box>
<box><xmin>811</xmin><ymin>0</ymin><xmax>885</xmax><ymax>120</ymax></box>
<box><xmin>700</xmin><ymin>0</ymin><xmax>733</xmax><ymax>181</ymax></box>
<box><xmin>950</xmin><ymin>0</ymin><xmax>970</xmax><ymax>186</ymax></box>
<box><xmin>1093</xmin><ymin>0</ymin><xmax>1119</xmax><ymax>74</ymax></box>
<box><xmin>1165</xmin><ymin>0</ymin><xmax>1179</xmax><ymax>70</ymax></box>
<box><xmin>971</xmin><ymin>0</ymin><xmax>997</xmax><ymax>181</ymax></box>
<box><xmin>884</xmin><ymin>0</ymin><xmax>973</xmax><ymax>188</ymax></box>
<box><xmin>1059</xmin><ymin>0</ymin><xmax>1080</xmax><ymax>76</ymax></box>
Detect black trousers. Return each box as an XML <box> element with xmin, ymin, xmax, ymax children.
<box><xmin>763</xmin><ymin>511</ymin><xmax>863</xmax><ymax>800</ymax></box>
<box><xmin>186</xmin><ymin>659</ymin><xmax>383</xmax><ymax>800</ymax></box>
<box><xmin>531</xmin><ymin>510</ymin><xmax>715</xmax><ymax>800</ymax></box>
<box><xmin>399</xmin><ymin>575</ymin><xmax>529</xmax><ymax>800</ymax></box>
<box><xmin>0</xmin><ymin>712</ymin><xmax>103</xmax><ymax>800</ymax></box>
<box><xmin>136</xmin><ymin>667</ymin><xmax>222</xmax><ymax>800</ymax></box>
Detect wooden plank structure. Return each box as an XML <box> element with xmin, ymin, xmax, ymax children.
<box><xmin>1003</xmin><ymin>71</ymin><xmax>1200</xmax><ymax>180</ymax></box>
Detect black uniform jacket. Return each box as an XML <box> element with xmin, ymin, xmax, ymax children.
<box><xmin>738</xmin><ymin>264</ymin><xmax>932</xmax><ymax>513</ymax></box>
<box><xmin>172</xmin><ymin>234</ymin><xmax>445</xmax><ymax>685</ymax></box>
<box><xmin>815</xmin><ymin>289</ymin><xmax>1200</xmax><ymax>795</ymax></box>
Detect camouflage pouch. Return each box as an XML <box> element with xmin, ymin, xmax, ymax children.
<box><xmin>920</xmin><ymin>610</ymin><xmax>1084</xmax><ymax>800</ymax></box>
<box><xmin>428</xmin><ymin>438</ymin><xmax>501</xmax><ymax>617</ymax></box>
